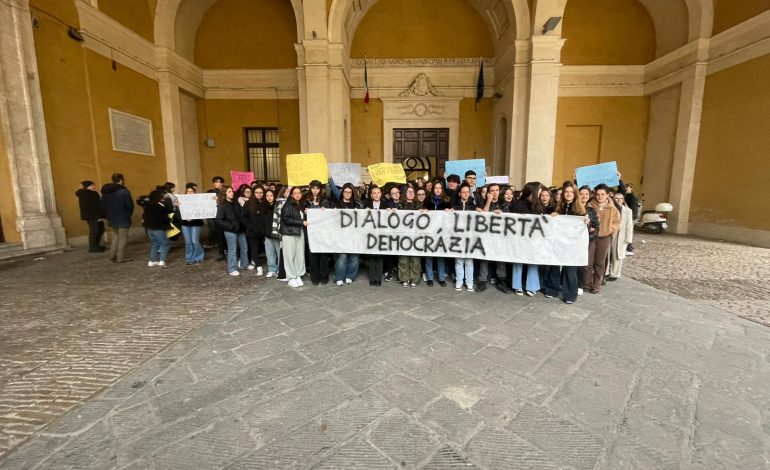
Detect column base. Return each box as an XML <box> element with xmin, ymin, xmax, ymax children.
<box><xmin>16</xmin><ymin>213</ymin><xmax>67</xmax><ymax>250</ymax></box>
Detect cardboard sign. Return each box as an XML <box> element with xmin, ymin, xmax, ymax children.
<box><xmin>230</xmin><ymin>171</ymin><xmax>254</xmax><ymax>190</ymax></box>
<box><xmin>446</xmin><ymin>159</ymin><xmax>487</xmax><ymax>186</ymax></box>
<box><xmin>575</xmin><ymin>161</ymin><xmax>620</xmax><ymax>190</ymax></box>
<box><xmin>177</xmin><ymin>193</ymin><xmax>218</xmax><ymax>220</ymax></box>
<box><xmin>307</xmin><ymin>209</ymin><xmax>588</xmax><ymax>266</ymax></box>
<box><xmin>368</xmin><ymin>163</ymin><xmax>406</xmax><ymax>187</ymax></box>
<box><xmin>329</xmin><ymin>163</ymin><xmax>362</xmax><ymax>186</ymax></box>
<box><xmin>486</xmin><ymin>176</ymin><xmax>510</xmax><ymax>185</ymax></box>
<box><xmin>286</xmin><ymin>153</ymin><xmax>329</xmax><ymax>186</ymax></box>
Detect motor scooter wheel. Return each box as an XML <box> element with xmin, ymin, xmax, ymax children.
<box><xmin>643</xmin><ymin>223</ymin><xmax>663</xmax><ymax>234</ymax></box>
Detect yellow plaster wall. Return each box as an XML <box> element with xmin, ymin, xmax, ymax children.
<box><xmin>98</xmin><ymin>0</ymin><xmax>156</xmax><ymax>43</ymax></box>
<box><xmin>0</xmin><ymin>116</ymin><xmax>19</xmax><ymax>242</ymax></box>
<box><xmin>561</xmin><ymin>0</ymin><xmax>655</xmax><ymax>65</ymax></box>
<box><xmin>553</xmin><ymin>97</ymin><xmax>650</xmax><ymax>188</ymax></box>
<box><xmin>197</xmin><ymin>99</ymin><xmax>301</xmax><ymax>184</ymax></box>
<box><xmin>690</xmin><ymin>53</ymin><xmax>770</xmax><ymax>231</ymax></box>
<box><xmin>32</xmin><ymin>0</ymin><xmax>167</xmax><ymax>239</ymax></box>
<box><xmin>350</xmin><ymin>99</ymin><xmax>384</xmax><ymax>168</ymax></box>
<box><xmin>351</xmin><ymin>0</ymin><xmax>494</xmax><ymax>58</ymax></box>
<box><xmin>459</xmin><ymin>98</ymin><xmax>492</xmax><ymax>160</ymax></box>
<box><xmin>194</xmin><ymin>0</ymin><xmax>298</xmax><ymax>69</ymax></box>
<box><xmin>32</xmin><ymin>9</ymin><xmax>98</xmax><ymax>238</ymax></box>
<box><xmin>713</xmin><ymin>0</ymin><xmax>770</xmax><ymax>35</ymax></box>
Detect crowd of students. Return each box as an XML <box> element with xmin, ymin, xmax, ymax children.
<box><xmin>77</xmin><ymin>170</ymin><xmax>637</xmax><ymax>305</ymax></box>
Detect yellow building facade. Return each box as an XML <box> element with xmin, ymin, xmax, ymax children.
<box><xmin>0</xmin><ymin>0</ymin><xmax>769</xmax><ymax>255</ymax></box>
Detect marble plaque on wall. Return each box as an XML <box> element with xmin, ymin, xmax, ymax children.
<box><xmin>109</xmin><ymin>108</ymin><xmax>154</xmax><ymax>156</ymax></box>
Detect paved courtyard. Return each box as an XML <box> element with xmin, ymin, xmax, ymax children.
<box><xmin>1</xmin><ymin>235</ymin><xmax>769</xmax><ymax>469</ymax></box>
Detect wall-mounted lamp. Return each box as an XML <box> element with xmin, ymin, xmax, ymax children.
<box><xmin>542</xmin><ymin>17</ymin><xmax>562</xmax><ymax>34</ymax></box>
<box><xmin>205</xmin><ymin>138</ymin><xmax>216</xmax><ymax>149</ymax></box>
<box><xmin>492</xmin><ymin>92</ymin><xmax>503</xmax><ymax>99</ymax></box>
<box><xmin>68</xmin><ymin>27</ymin><xmax>84</xmax><ymax>42</ymax></box>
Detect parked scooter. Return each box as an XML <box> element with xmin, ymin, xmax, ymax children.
<box><xmin>635</xmin><ymin>202</ymin><xmax>674</xmax><ymax>234</ymax></box>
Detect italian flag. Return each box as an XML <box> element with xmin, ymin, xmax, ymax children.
<box><xmin>364</xmin><ymin>57</ymin><xmax>370</xmax><ymax>112</ymax></box>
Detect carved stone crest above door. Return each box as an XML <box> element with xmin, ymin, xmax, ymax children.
<box><xmin>399</xmin><ymin>73</ymin><xmax>442</xmax><ymax>97</ymax></box>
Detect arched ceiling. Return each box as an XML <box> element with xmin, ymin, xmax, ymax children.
<box><xmin>154</xmin><ymin>0</ymin><xmax>304</xmax><ymax>61</ymax></box>
<box><xmin>329</xmin><ymin>0</ymin><xmax>531</xmax><ymax>52</ymax></box>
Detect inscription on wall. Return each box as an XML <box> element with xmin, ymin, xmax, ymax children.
<box><xmin>109</xmin><ymin>108</ymin><xmax>154</xmax><ymax>156</ymax></box>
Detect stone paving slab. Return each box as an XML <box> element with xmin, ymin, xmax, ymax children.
<box><xmin>1</xmin><ymin>237</ymin><xmax>770</xmax><ymax>468</ymax></box>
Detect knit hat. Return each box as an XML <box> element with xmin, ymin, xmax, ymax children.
<box><xmin>81</xmin><ymin>180</ymin><xmax>95</xmax><ymax>188</ymax></box>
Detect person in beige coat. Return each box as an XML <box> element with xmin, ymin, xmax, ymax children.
<box><xmin>608</xmin><ymin>193</ymin><xmax>634</xmax><ymax>280</ymax></box>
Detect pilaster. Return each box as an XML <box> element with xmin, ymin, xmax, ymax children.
<box><xmin>0</xmin><ymin>0</ymin><xmax>66</xmax><ymax>249</ymax></box>
<box><xmin>158</xmin><ymin>73</ymin><xmax>188</xmax><ymax>185</ymax></box>
<box><xmin>524</xmin><ymin>35</ymin><xmax>565</xmax><ymax>185</ymax></box>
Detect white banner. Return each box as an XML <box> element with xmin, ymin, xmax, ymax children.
<box><xmin>329</xmin><ymin>163</ymin><xmax>362</xmax><ymax>186</ymax></box>
<box><xmin>307</xmin><ymin>209</ymin><xmax>588</xmax><ymax>266</ymax></box>
<box><xmin>178</xmin><ymin>194</ymin><xmax>218</xmax><ymax>220</ymax></box>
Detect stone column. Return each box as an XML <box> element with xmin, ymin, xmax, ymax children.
<box><xmin>667</xmin><ymin>53</ymin><xmax>707</xmax><ymax>234</ymax></box>
<box><xmin>301</xmin><ymin>40</ymin><xmax>331</xmax><ymax>157</ymax></box>
<box><xmin>523</xmin><ymin>35</ymin><xmax>565</xmax><ymax>186</ymax></box>
<box><xmin>158</xmin><ymin>73</ymin><xmax>188</xmax><ymax>185</ymax></box>
<box><xmin>0</xmin><ymin>0</ymin><xmax>66</xmax><ymax>249</ymax></box>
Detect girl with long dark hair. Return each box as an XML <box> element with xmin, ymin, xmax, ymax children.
<box><xmin>281</xmin><ymin>187</ymin><xmax>307</xmax><ymax>287</ymax></box>
<box><xmin>510</xmin><ymin>182</ymin><xmax>545</xmax><ymax>296</ymax></box>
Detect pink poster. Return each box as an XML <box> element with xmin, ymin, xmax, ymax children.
<box><xmin>230</xmin><ymin>171</ymin><xmax>254</xmax><ymax>190</ymax></box>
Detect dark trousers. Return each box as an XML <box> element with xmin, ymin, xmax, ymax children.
<box><xmin>206</xmin><ymin>219</ymin><xmax>218</xmax><ymax>246</ymax></box>
<box><xmin>308</xmin><ymin>252</ymin><xmax>329</xmax><ymax>283</ymax></box>
<box><xmin>384</xmin><ymin>255</ymin><xmax>397</xmax><ymax>275</ymax></box>
<box><xmin>86</xmin><ymin>219</ymin><xmax>104</xmax><ymax>250</ymax></box>
<box><xmin>247</xmin><ymin>234</ymin><xmax>265</xmax><ymax>264</ymax></box>
<box><xmin>544</xmin><ymin>265</ymin><xmax>579</xmax><ymax>302</ymax></box>
<box><xmin>368</xmin><ymin>256</ymin><xmax>383</xmax><ymax>283</ymax></box>
<box><xmin>278</xmin><ymin>248</ymin><xmax>286</xmax><ymax>279</ymax></box>
<box><xmin>585</xmin><ymin>236</ymin><xmax>611</xmax><ymax>292</ymax></box>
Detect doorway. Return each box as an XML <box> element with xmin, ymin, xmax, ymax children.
<box><xmin>392</xmin><ymin>128</ymin><xmax>449</xmax><ymax>180</ymax></box>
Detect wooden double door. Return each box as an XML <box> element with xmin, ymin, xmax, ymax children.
<box><xmin>392</xmin><ymin>128</ymin><xmax>449</xmax><ymax>179</ymax></box>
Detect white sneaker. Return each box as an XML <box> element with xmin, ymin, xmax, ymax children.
<box><xmin>256</xmin><ymin>266</ymin><xmax>264</xmax><ymax>276</ymax></box>
<box><xmin>296</xmin><ymin>277</ymin><xmax>304</xmax><ymax>286</ymax></box>
<box><xmin>246</xmin><ymin>264</ymin><xmax>255</xmax><ymax>270</ymax></box>
<box><xmin>229</xmin><ymin>271</ymin><xmax>240</xmax><ymax>277</ymax></box>
<box><xmin>266</xmin><ymin>271</ymin><xmax>275</xmax><ymax>278</ymax></box>
<box><xmin>148</xmin><ymin>261</ymin><xmax>158</xmax><ymax>267</ymax></box>
<box><xmin>336</xmin><ymin>280</ymin><xmax>344</xmax><ymax>286</ymax></box>
<box><xmin>288</xmin><ymin>278</ymin><xmax>298</xmax><ymax>287</ymax></box>
<box><xmin>157</xmin><ymin>261</ymin><xmax>167</xmax><ymax>269</ymax></box>
<box><xmin>578</xmin><ymin>288</ymin><xmax>584</xmax><ymax>296</ymax></box>
<box><xmin>345</xmin><ymin>278</ymin><xmax>353</xmax><ymax>284</ymax></box>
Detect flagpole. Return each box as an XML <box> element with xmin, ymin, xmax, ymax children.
<box><xmin>364</xmin><ymin>54</ymin><xmax>368</xmax><ymax>113</ymax></box>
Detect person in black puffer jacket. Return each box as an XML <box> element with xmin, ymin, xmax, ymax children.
<box><xmin>216</xmin><ymin>185</ymin><xmax>249</xmax><ymax>276</ymax></box>
<box><xmin>451</xmin><ymin>183</ymin><xmax>476</xmax><ymax>291</ymax></box>
<box><xmin>509</xmin><ymin>182</ymin><xmax>546</xmax><ymax>297</ymax></box>
<box><xmin>101</xmin><ymin>173</ymin><xmax>134</xmax><ymax>263</ymax></box>
<box><xmin>76</xmin><ymin>180</ymin><xmax>106</xmax><ymax>252</ymax></box>
<box><xmin>241</xmin><ymin>186</ymin><xmax>271</xmax><ymax>276</ymax></box>
<box><xmin>281</xmin><ymin>186</ymin><xmax>307</xmax><ymax>287</ymax></box>
<box><xmin>142</xmin><ymin>189</ymin><xmax>172</xmax><ymax>268</ymax></box>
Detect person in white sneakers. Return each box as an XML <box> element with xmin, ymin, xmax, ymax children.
<box><xmin>142</xmin><ymin>189</ymin><xmax>173</xmax><ymax>269</ymax></box>
<box><xmin>280</xmin><ymin>187</ymin><xmax>307</xmax><ymax>287</ymax></box>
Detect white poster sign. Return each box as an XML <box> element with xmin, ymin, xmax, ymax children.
<box><xmin>329</xmin><ymin>163</ymin><xmax>362</xmax><ymax>186</ymax></box>
<box><xmin>178</xmin><ymin>194</ymin><xmax>218</xmax><ymax>220</ymax></box>
<box><xmin>307</xmin><ymin>209</ymin><xmax>588</xmax><ymax>266</ymax></box>
<box><xmin>486</xmin><ymin>176</ymin><xmax>510</xmax><ymax>185</ymax></box>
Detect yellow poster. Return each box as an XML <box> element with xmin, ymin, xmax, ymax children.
<box><xmin>286</xmin><ymin>153</ymin><xmax>329</xmax><ymax>186</ymax></box>
<box><xmin>368</xmin><ymin>163</ymin><xmax>407</xmax><ymax>187</ymax></box>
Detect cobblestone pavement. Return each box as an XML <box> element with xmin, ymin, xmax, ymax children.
<box><xmin>0</xmin><ymin>242</ymin><xmax>264</xmax><ymax>460</ymax></box>
<box><xmin>623</xmin><ymin>233</ymin><xmax>770</xmax><ymax>327</ymax></box>
<box><xmin>2</xmin><ymin>238</ymin><xmax>769</xmax><ymax>469</ymax></box>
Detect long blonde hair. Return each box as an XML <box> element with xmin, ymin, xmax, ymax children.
<box><xmin>555</xmin><ymin>182</ymin><xmax>586</xmax><ymax>215</ymax></box>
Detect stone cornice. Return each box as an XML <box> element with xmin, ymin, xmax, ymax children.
<box><xmin>350</xmin><ymin>57</ymin><xmax>494</xmax><ymax>67</ymax></box>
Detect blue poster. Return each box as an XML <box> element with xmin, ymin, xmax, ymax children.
<box><xmin>575</xmin><ymin>161</ymin><xmax>620</xmax><ymax>190</ymax></box>
<box><xmin>445</xmin><ymin>159</ymin><xmax>487</xmax><ymax>186</ymax></box>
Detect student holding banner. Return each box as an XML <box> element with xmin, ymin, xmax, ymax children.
<box><xmin>509</xmin><ymin>182</ymin><xmax>545</xmax><ymax>296</ymax></box>
<box><xmin>180</xmin><ymin>185</ymin><xmax>205</xmax><ymax>265</ymax></box>
<box><xmin>397</xmin><ymin>185</ymin><xmax>423</xmax><ymax>288</ymax></box>
<box><xmin>543</xmin><ymin>182</ymin><xmax>586</xmax><ymax>304</ymax></box>
<box><xmin>423</xmin><ymin>181</ymin><xmax>450</xmax><ymax>287</ymax></box>
<box><xmin>450</xmin><ymin>183</ymin><xmax>477</xmax><ymax>291</ymax></box>
<box><xmin>333</xmin><ymin>183</ymin><xmax>362</xmax><ymax>285</ymax></box>
<box><xmin>363</xmin><ymin>185</ymin><xmax>386</xmax><ymax>286</ymax></box>
<box><xmin>142</xmin><ymin>189</ymin><xmax>173</xmax><ymax>269</ymax></box>
<box><xmin>280</xmin><ymin>187</ymin><xmax>307</xmax><ymax>287</ymax></box>
<box><xmin>304</xmin><ymin>180</ymin><xmax>331</xmax><ymax>285</ymax></box>
<box><xmin>265</xmin><ymin>189</ymin><xmax>282</xmax><ymax>278</ymax></box>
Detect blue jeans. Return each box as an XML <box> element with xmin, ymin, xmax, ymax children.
<box><xmin>425</xmin><ymin>257</ymin><xmax>446</xmax><ymax>281</ymax></box>
<box><xmin>181</xmin><ymin>225</ymin><xmax>204</xmax><ymax>263</ymax></box>
<box><xmin>335</xmin><ymin>253</ymin><xmax>359</xmax><ymax>282</ymax></box>
<box><xmin>512</xmin><ymin>263</ymin><xmax>540</xmax><ymax>291</ymax></box>
<box><xmin>224</xmin><ymin>231</ymin><xmax>249</xmax><ymax>273</ymax></box>
<box><xmin>455</xmin><ymin>258</ymin><xmax>473</xmax><ymax>288</ymax></box>
<box><xmin>147</xmin><ymin>229</ymin><xmax>169</xmax><ymax>262</ymax></box>
<box><xmin>264</xmin><ymin>237</ymin><xmax>280</xmax><ymax>273</ymax></box>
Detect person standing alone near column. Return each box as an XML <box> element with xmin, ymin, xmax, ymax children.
<box><xmin>101</xmin><ymin>173</ymin><xmax>134</xmax><ymax>263</ymax></box>
<box><xmin>75</xmin><ymin>180</ymin><xmax>105</xmax><ymax>253</ymax></box>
